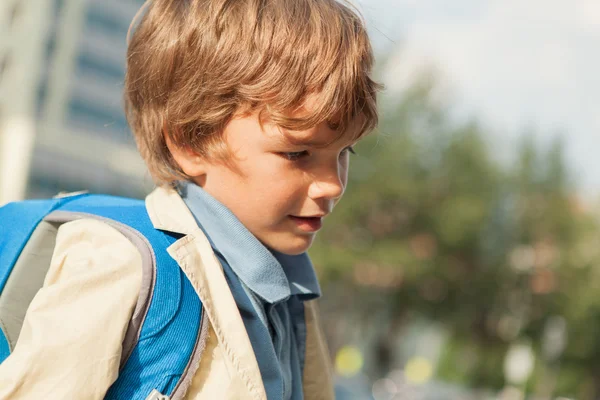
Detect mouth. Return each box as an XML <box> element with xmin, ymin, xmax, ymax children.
<box><xmin>289</xmin><ymin>215</ymin><xmax>324</xmax><ymax>232</ymax></box>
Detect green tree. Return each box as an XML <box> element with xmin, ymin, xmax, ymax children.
<box><xmin>311</xmin><ymin>79</ymin><xmax>600</xmax><ymax>398</ymax></box>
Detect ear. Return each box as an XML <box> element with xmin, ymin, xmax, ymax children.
<box><xmin>163</xmin><ymin>130</ymin><xmax>207</xmax><ymax>178</ymax></box>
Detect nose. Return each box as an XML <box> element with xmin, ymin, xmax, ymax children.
<box><xmin>307</xmin><ymin>162</ymin><xmax>346</xmax><ymax>201</ymax></box>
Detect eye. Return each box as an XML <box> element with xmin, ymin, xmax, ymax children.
<box><xmin>280</xmin><ymin>150</ymin><xmax>310</xmax><ymax>161</ymax></box>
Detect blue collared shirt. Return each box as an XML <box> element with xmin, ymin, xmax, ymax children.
<box><xmin>178</xmin><ymin>182</ymin><xmax>321</xmax><ymax>400</ymax></box>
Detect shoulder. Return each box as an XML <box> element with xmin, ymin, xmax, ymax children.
<box><xmin>54</xmin><ymin>218</ymin><xmax>142</xmax><ymax>261</ymax></box>
<box><xmin>47</xmin><ymin>218</ymin><xmax>143</xmax><ymax>287</ymax></box>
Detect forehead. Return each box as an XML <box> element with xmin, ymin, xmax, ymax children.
<box><xmin>258</xmin><ymin>91</ymin><xmax>368</xmax><ymax>146</ymax></box>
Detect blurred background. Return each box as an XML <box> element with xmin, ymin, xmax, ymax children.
<box><xmin>1</xmin><ymin>0</ymin><xmax>599</xmax><ymax>399</ymax></box>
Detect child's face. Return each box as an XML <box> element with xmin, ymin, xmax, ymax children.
<box><xmin>192</xmin><ymin>113</ymin><xmax>357</xmax><ymax>255</ymax></box>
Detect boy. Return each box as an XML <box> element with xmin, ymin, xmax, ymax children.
<box><xmin>0</xmin><ymin>0</ymin><xmax>379</xmax><ymax>398</ymax></box>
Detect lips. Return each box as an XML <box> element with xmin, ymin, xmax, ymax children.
<box><xmin>289</xmin><ymin>215</ymin><xmax>323</xmax><ymax>232</ymax></box>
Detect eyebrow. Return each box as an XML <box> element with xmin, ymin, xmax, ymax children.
<box><xmin>287</xmin><ymin>137</ymin><xmax>330</xmax><ymax>147</ymax></box>
<box><xmin>272</xmin><ymin>123</ymin><xmax>359</xmax><ymax>148</ymax></box>
<box><xmin>282</xmin><ymin>132</ymin><xmax>357</xmax><ymax>149</ymax></box>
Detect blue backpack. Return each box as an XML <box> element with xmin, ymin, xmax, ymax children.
<box><xmin>0</xmin><ymin>192</ymin><xmax>208</xmax><ymax>400</ymax></box>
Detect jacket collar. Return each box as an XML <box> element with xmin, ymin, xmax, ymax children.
<box><xmin>145</xmin><ymin>186</ymin><xmax>199</xmax><ymax>235</ymax></box>
<box><xmin>144</xmin><ymin>186</ymin><xmax>333</xmax><ymax>400</ymax></box>
<box><xmin>148</xmin><ymin>185</ymin><xmax>321</xmax><ymax>301</ymax></box>
<box><xmin>145</xmin><ymin>186</ymin><xmax>268</xmax><ymax>400</ymax></box>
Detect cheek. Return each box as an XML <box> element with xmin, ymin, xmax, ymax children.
<box><xmin>254</xmin><ymin>156</ymin><xmax>307</xmax><ymax>186</ymax></box>
<box><xmin>260</xmin><ymin>175</ymin><xmax>306</xmax><ymax>205</ymax></box>
<box><xmin>245</xmin><ymin>163</ymin><xmax>304</xmax><ymax>204</ymax></box>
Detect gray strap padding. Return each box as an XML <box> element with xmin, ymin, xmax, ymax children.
<box><xmin>43</xmin><ymin>211</ymin><xmax>211</xmax><ymax>399</ymax></box>
<box><xmin>0</xmin><ymin>220</ymin><xmax>61</xmax><ymax>351</ymax></box>
<box><xmin>0</xmin><ymin>211</ymin><xmax>155</xmax><ymax>369</ymax></box>
<box><xmin>1</xmin><ymin>209</ymin><xmax>210</xmax><ymax>398</ymax></box>
<box><xmin>44</xmin><ymin>211</ymin><xmax>156</xmax><ymax>369</ymax></box>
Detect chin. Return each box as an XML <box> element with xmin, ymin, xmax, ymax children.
<box><xmin>271</xmin><ymin>234</ymin><xmax>315</xmax><ymax>255</ymax></box>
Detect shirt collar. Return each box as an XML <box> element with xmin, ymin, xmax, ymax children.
<box><xmin>271</xmin><ymin>251</ymin><xmax>321</xmax><ymax>300</ymax></box>
<box><xmin>178</xmin><ymin>181</ymin><xmax>321</xmax><ymax>303</ymax></box>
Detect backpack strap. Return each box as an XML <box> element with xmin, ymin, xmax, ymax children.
<box><xmin>56</xmin><ymin>195</ymin><xmax>208</xmax><ymax>400</ymax></box>
<box><xmin>0</xmin><ymin>193</ymin><xmax>90</xmax><ymax>359</ymax></box>
<box><xmin>0</xmin><ymin>194</ymin><xmax>208</xmax><ymax>400</ymax></box>
<box><xmin>44</xmin><ymin>210</ymin><xmax>157</xmax><ymax>368</ymax></box>
<box><xmin>0</xmin><ymin>194</ymin><xmax>89</xmax><ymax>295</ymax></box>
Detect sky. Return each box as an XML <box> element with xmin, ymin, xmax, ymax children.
<box><xmin>358</xmin><ymin>0</ymin><xmax>600</xmax><ymax>196</ymax></box>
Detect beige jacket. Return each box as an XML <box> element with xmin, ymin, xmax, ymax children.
<box><xmin>0</xmin><ymin>187</ymin><xmax>334</xmax><ymax>399</ymax></box>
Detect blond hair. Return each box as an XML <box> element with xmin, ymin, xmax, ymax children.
<box><xmin>125</xmin><ymin>0</ymin><xmax>381</xmax><ymax>184</ymax></box>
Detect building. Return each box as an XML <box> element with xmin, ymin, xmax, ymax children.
<box><xmin>0</xmin><ymin>0</ymin><xmax>149</xmax><ymax>204</ymax></box>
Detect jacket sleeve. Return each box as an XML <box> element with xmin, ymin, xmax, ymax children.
<box><xmin>0</xmin><ymin>218</ymin><xmax>142</xmax><ymax>400</ymax></box>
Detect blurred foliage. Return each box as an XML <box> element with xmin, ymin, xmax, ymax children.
<box><xmin>310</xmin><ymin>79</ymin><xmax>600</xmax><ymax>398</ymax></box>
